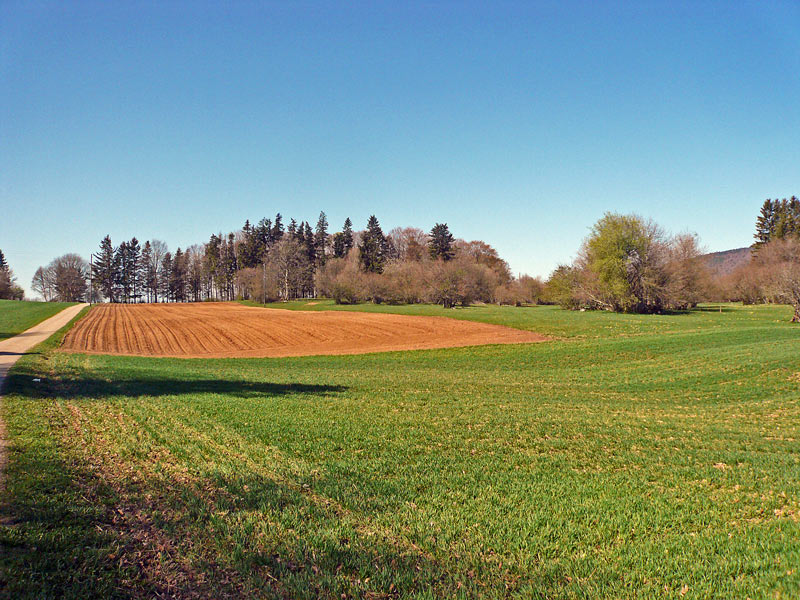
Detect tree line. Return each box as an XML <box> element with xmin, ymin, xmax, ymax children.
<box><xmin>28</xmin><ymin>196</ymin><xmax>800</xmax><ymax>318</ymax></box>
<box><xmin>32</xmin><ymin>213</ymin><xmax>536</xmax><ymax>307</ymax></box>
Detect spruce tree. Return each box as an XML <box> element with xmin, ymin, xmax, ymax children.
<box><xmin>205</xmin><ymin>235</ymin><xmax>221</xmax><ymax>299</ymax></box>
<box><xmin>272</xmin><ymin>213</ymin><xmax>284</xmax><ymax>241</ymax></box>
<box><xmin>315</xmin><ymin>212</ymin><xmax>329</xmax><ymax>265</ymax></box>
<box><xmin>342</xmin><ymin>218</ymin><xmax>354</xmax><ymax>253</ymax></box>
<box><xmin>93</xmin><ymin>235</ymin><xmax>117</xmax><ymax>302</ymax></box>
<box><xmin>128</xmin><ymin>237</ymin><xmax>141</xmax><ymax>302</ymax></box>
<box><xmin>788</xmin><ymin>197</ymin><xmax>800</xmax><ymax>237</ymax></box>
<box><xmin>774</xmin><ymin>199</ymin><xmax>790</xmax><ymax>239</ymax></box>
<box><xmin>115</xmin><ymin>241</ymin><xmax>131</xmax><ymax>302</ymax></box>
<box><xmin>332</xmin><ymin>233</ymin><xmax>346</xmax><ymax>258</ymax></box>
<box><xmin>359</xmin><ymin>215</ymin><xmax>388</xmax><ymax>273</ymax></box>
<box><xmin>140</xmin><ymin>241</ymin><xmax>152</xmax><ymax>302</ymax></box>
<box><xmin>754</xmin><ymin>199</ymin><xmax>777</xmax><ymax>250</ymax></box>
<box><xmin>239</xmin><ymin>220</ymin><xmax>258</xmax><ymax>269</ymax></box>
<box><xmin>303</xmin><ymin>222</ymin><xmax>315</xmax><ymax>260</ymax></box>
<box><xmin>428</xmin><ymin>223</ymin><xmax>456</xmax><ymax>261</ymax></box>
<box><xmin>160</xmin><ymin>253</ymin><xmax>173</xmax><ymax>302</ymax></box>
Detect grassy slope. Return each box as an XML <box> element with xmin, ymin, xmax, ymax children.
<box><xmin>1</xmin><ymin>304</ymin><xmax>799</xmax><ymax>598</ymax></box>
<box><xmin>0</xmin><ymin>299</ymin><xmax>76</xmax><ymax>341</ymax></box>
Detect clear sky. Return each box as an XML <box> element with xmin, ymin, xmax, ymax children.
<box><xmin>2</xmin><ymin>1</ymin><xmax>799</xmax><ymax>298</ymax></box>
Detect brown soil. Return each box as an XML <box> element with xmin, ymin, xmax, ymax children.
<box><xmin>60</xmin><ymin>302</ymin><xmax>547</xmax><ymax>359</ymax></box>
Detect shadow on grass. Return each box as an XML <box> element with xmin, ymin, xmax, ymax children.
<box><xmin>4</xmin><ymin>370</ymin><xmax>347</xmax><ymax>401</ymax></box>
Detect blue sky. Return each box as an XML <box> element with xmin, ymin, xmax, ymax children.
<box><xmin>2</xmin><ymin>1</ymin><xmax>799</xmax><ymax>297</ymax></box>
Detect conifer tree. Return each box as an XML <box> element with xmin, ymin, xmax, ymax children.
<box><xmin>342</xmin><ymin>217</ymin><xmax>354</xmax><ymax>253</ymax></box>
<box><xmin>172</xmin><ymin>248</ymin><xmax>187</xmax><ymax>302</ymax></box>
<box><xmin>238</xmin><ymin>220</ymin><xmax>259</xmax><ymax>269</ymax></box>
<box><xmin>140</xmin><ymin>241</ymin><xmax>152</xmax><ymax>302</ymax></box>
<box><xmin>128</xmin><ymin>237</ymin><xmax>141</xmax><ymax>302</ymax></box>
<box><xmin>255</xmin><ymin>218</ymin><xmax>273</xmax><ymax>257</ymax></box>
<box><xmin>204</xmin><ymin>235</ymin><xmax>221</xmax><ymax>300</ymax></box>
<box><xmin>315</xmin><ymin>212</ymin><xmax>329</xmax><ymax>265</ymax></box>
<box><xmin>428</xmin><ymin>223</ymin><xmax>456</xmax><ymax>261</ymax></box>
<box><xmin>160</xmin><ymin>252</ymin><xmax>173</xmax><ymax>302</ymax></box>
<box><xmin>332</xmin><ymin>233</ymin><xmax>346</xmax><ymax>258</ymax></box>
<box><xmin>115</xmin><ymin>241</ymin><xmax>132</xmax><ymax>302</ymax></box>
<box><xmin>303</xmin><ymin>221</ymin><xmax>315</xmax><ymax>260</ymax></box>
<box><xmin>272</xmin><ymin>213</ymin><xmax>284</xmax><ymax>241</ymax></box>
<box><xmin>93</xmin><ymin>235</ymin><xmax>117</xmax><ymax>302</ymax></box>
<box><xmin>359</xmin><ymin>215</ymin><xmax>388</xmax><ymax>273</ymax></box>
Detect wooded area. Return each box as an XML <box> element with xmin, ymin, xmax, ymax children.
<box><xmin>23</xmin><ymin>197</ymin><xmax>800</xmax><ymax>318</ymax></box>
<box><xmin>30</xmin><ymin>214</ymin><xmax>531</xmax><ymax>308</ymax></box>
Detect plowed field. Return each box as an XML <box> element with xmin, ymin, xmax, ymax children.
<box><xmin>61</xmin><ymin>302</ymin><xmax>547</xmax><ymax>358</ymax></box>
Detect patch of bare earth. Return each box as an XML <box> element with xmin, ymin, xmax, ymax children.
<box><xmin>60</xmin><ymin>303</ymin><xmax>547</xmax><ymax>359</ymax></box>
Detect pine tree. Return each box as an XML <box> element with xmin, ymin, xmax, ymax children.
<box><xmin>332</xmin><ymin>233</ymin><xmax>346</xmax><ymax>258</ymax></box>
<box><xmin>342</xmin><ymin>217</ymin><xmax>354</xmax><ymax>253</ymax></box>
<box><xmin>128</xmin><ymin>237</ymin><xmax>141</xmax><ymax>302</ymax></box>
<box><xmin>225</xmin><ymin>232</ymin><xmax>237</xmax><ymax>299</ymax></box>
<box><xmin>172</xmin><ymin>248</ymin><xmax>186</xmax><ymax>302</ymax></box>
<box><xmin>92</xmin><ymin>235</ymin><xmax>117</xmax><ymax>302</ymax></box>
<box><xmin>0</xmin><ymin>249</ymin><xmax>6</xmax><ymax>271</ymax></box>
<box><xmin>314</xmin><ymin>212</ymin><xmax>329</xmax><ymax>265</ymax></box>
<box><xmin>428</xmin><ymin>223</ymin><xmax>456</xmax><ymax>261</ymax></box>
<box><xmin>140</xmin><ymin>241</ymin><xmax>152</xmax><ymax>302</ymax></box>
<box><xmin>754</xmin><ymin>199</ymin><xmax>777</xmax><ymax>250</ymax></box>
<box><xmin>160</xmin><ymin>253</ymin><xmax>173</xmax><ymax>302</ymax></box>
<box><xmin>115</xmin><ymin>241</ymin><xmax>131</xmax><ymax>302</ymax></box>
<box><xmin>359</xmin><ymin>215</ymin><xmax>388</xmax><ymax>273</ymax></box>
<box><xmin>272</xmin><ymin>213</ymin><xmax>284</xmax><ymax>241</ymax></box>
<box><xmin>256</xmin><ymin>218</ymin><xmax>273</xmax><ymax>257</ymax></box>
<box><xmin>204</xmin><ymin>235</ymin><xmax>221</xmax><ymax>300</ymax></box>
<box><xmin>788</xmin><ymin>197</ymin><xmax>800</xmax><ymax>237</ymax></box>
<box><xmin>774</xmin><ymin>199</ymin><xmax>790</xmax><ymax>239</ymax></box>
<box><xmin>239</xmin><ymin>220</ymin><xmax>259</xmax><ymax>269</ymax></box>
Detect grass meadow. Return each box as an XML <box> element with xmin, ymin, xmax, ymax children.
<box><xmin>0</xmin><ymin>303</ymin><xmax>798</xmax><ymax>598</ymax></box>
<box><xmin>0</xmin><ymin>299</ymin><xmax>76</xmax><ymax>341</ymax></box>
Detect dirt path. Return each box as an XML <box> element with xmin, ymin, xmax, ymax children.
<box><xmin>61</xmin><ymin>302</ymin><xmax>549</xmax><ymax>359</ymax></box>
<box><xmin>0</xmin><ymin>303</ymin><xmax>87</xmax><ymax>495</ymax></box>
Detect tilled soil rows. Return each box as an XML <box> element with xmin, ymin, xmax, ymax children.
<box><xmin>61</xmin><ymin>302</ymin><xmax>547</xmax><ymax>358</ymax></box>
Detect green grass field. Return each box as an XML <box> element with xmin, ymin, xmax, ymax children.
<box><xmin>0</xmin><ymin>299</ymin><xmax>76</xmax><ymax>341</ymax></box>
<box><xmin>1</xmin><ymin>303</ymin><xmax>798</xmax><ymax>598</ymax></box>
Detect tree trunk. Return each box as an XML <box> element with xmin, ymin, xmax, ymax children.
<box><xmin>792</xmin><ymin>304</ymin><xmax>800</xmax><ymax>323</ymax></box>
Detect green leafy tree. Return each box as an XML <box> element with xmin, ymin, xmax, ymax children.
<box><xmin>579</xmin><ymin>213</ymin><xmax>666</xmax><ymax>313</ymax></box>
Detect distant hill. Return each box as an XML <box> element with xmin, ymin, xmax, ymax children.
<box><xmin>701</xmin><ymin>247</ymin><xmax>751</xmax><ymax>276</ymax></box>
